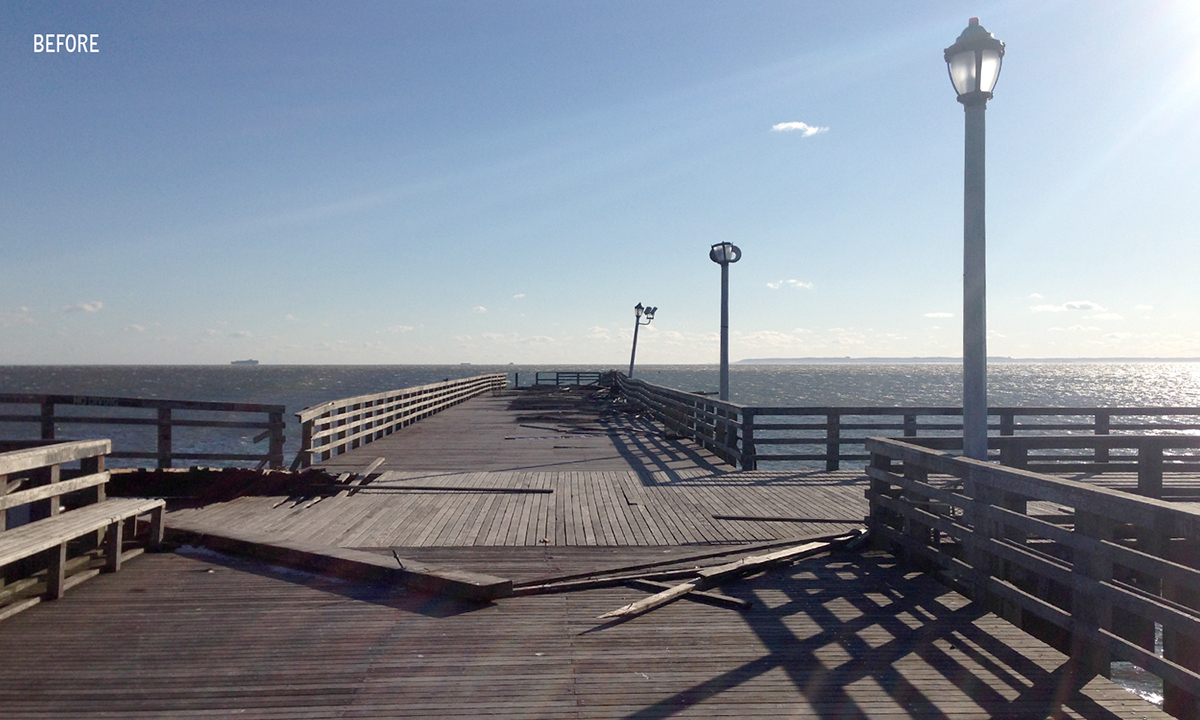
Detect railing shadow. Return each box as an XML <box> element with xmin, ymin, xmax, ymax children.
<box><xmin>616</xmin><ymin>551</ymin><xmax>1131</xmax><ymax>719</ymax></box>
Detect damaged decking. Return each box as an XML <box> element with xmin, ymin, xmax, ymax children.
<box><xmin>166</xmin><ymin>468</ymin><xmax>871</xmax><ymax>548</ymax></box>
<box><xmin>0</xmin><ymin>386</ymin><xmax>1173</xmax><ymax>718</ymax></box>
<box><xmin>0</xmin><ymin>545</ymin><xmax>1170</xmax><ymax>719</ymax></box>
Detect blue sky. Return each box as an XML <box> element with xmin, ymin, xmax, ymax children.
<box><xmin>3</xmin><ymin>1</ymin><xmax>1200</xmax><ymax>364</ymax></box>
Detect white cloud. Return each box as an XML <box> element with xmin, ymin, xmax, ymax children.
<box><xmin>924</xmin><ymin>312</ymin><xmax>954</xmax><ymax>318</ymax></box>
<box><xmin>472</xmin><ymin>306</ymin><xmax>487</xmax><ymax>314</ymax></box>
<box><xmin>771</xmin><ymin>121</ymin><xmax>828</xmax><ymax>137</ymax></box>
<box><xmin>512</xmin><ymin>293</ymin><xmax>526</xmax><ymax>299</ymax></box>
<box><xmin>1031</xmin><ymin>300</ymin><xmax>1104</xmax><ymax>313</ymax></box>
<box><xmin>1028</xmin><ymin>293</ymin><xmax>1044</xmax><ymax>299</ymax></box>
<box><xmin>767</xmin><ymin>279</ymin><xmax>814</xmax><ymax>290</ymax></box>
<box><xmin>123</xmin><ymin>324</ymin><xmax>146</xmax><ymax>332</ymax></box>
<box><xmin>63</xmin><ymin>301</ymin><xmax>103</xmax><ymax>313</ymax></box>
<box><xmin>0</xmin><ymin>307</ymin><xmax>34</xmax><ymax>327</ymax></box>
<box><xmin>385</xmin><ymin>325</ymin><xmax>416</xmax><ymax>334</ymax></box>
<box><xmin>230</xmin><ymin>331</ymin><xmax>252</xmax><ymax>338</ymax></box>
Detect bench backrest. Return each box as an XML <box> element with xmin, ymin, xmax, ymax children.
<box><xmin>0</xmin><ymin>439</ymin><xmax>111</xmax><ymax>530</ymax></box>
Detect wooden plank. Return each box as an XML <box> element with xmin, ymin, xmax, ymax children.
<box><xmin>597</xmin><ymin>540</ymin><xmax>831</xmax><ymax>618</ymax></box>
<box><xmin>0</xmin><ymin>440</ymin><xmax>110</xmax><ymax>476</ymax></box>
<box><xmin>0</xmin><ymin>471</ymin><xmax>109</xmax><ymax>512</ymax></box>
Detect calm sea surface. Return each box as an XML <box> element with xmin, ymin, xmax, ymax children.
<box><xmin>1</xmin><ymin>361</ymin><xmax>1184</xmax><ymax>705</ymax></box>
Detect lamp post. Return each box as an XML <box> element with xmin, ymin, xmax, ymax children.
<box><xmin>709</xmin><ymin>242</ymin><xmax>742</xmax><ymax>401</ymax></box>
<box><xmin>628</xmin><ymin>302</ymin><xmax>656</xmax><ymax>377</ymax></box>
<box><xmin>946</xmin><ymin>17</ymin><xmax>1004</xmax><ymax>461</ymax></box>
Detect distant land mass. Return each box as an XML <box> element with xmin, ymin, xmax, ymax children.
<box><xmin>736</xmin><ymin>357</ymin><xmax>1200</xmax><ymax>364</ymax></box>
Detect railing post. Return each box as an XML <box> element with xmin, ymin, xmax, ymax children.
<box><xmin>998</xmin><ymin>438</ymin><xmax>1028</xmax><ymax>469</ymax></box>
<box><xmin>268</xmin><ymin>411</ymin><xmax>285</xmax><ymax>469</ymax></box>
<box><xmin>1164</xmin><ymin>540</ymin><xmax>1200</xmax><ymax>717</ymax></box>
<box><xmin>1137</xmin><ymin>440</ymin><xmax>1164</xmax><ymax>499</ymax></box>
<box><xmin>826</xmin><ymin>413</ymin><xmax>840</xmax><ymax>471</ymax></box>
<box><xmin>1071</xmin><ymin>509</ymin><xmax>1114</xmax><ymax>677</ymax></box>
<box><xmin>1095</xmin><ymin>412</ymin><xmax>1110</xmax><ymax>463</ymax></box>
<box><xmin>903</xmin><ymin>414</ymin><xmax>917</xmax><ymax>437</ymax></box>
<box><xmin>156</xmin><ymin>407</ymin><xmax>172</xmax><ymax>470</ymax></box>
<box><xmin>40</xmin><ymin>400</ymin><xmax>55</xmax><ymax>440</ymax></box>
<box><xmin>741</xmin><ymin>409</ymin><xmax>756</xmax><ymax>471</ymax></box>
<box><xmin>866</xmin><ymin>448</ymin><xmax>894</xmax><ymax>538</ymax></box>
<box><xmin>999</xmin><ymin>410</ymin><xmax>1014</xmax><ymax>436</ymax></box>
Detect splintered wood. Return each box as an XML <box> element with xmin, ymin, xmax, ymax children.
<box><xmin>597</xmin><ymin>537</ymin><xmax>841</xmax><ymax>619</ymax></box>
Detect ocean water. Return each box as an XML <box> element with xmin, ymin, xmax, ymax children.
<box><xmin>0</xmin><ymin>361</ymin><xmax>1187</xmax><ymax>705</ymax></box>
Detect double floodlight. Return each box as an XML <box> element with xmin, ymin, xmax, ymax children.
<box><xmin>635</xmin><ymin>303</ymin><xmax>657</xmax><ymax>321</ymax></box>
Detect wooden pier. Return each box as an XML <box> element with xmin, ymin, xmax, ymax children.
<box><xmin>0</xmin><ymin>383</ymin><xmax>1176</xmax><ymax>718</ymax></box>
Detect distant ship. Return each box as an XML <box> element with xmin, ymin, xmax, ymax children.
<box><xmin>231</xmin><ymin>359</ymin><xmax>259</xmax><ymax>365</ymax></box>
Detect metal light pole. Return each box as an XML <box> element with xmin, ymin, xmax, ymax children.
<box><xmin>709</xmin><ymin>242</ymin><xmax>742</xmax><ymax>401</ymax></box>
<box><xmin>628</xmin><ymin>303</ymin><xmax>656</xmax><ymax>377</ymax></box>
<box><xmin>946</xmin><ymin>18</ymin><xmax>1004</xmax><ymax>461</ymax></box>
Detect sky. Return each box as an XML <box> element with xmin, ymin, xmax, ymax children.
<box><xmin>3</xmin><ymin>1</ymin><xmax>1200</xmax><ymax>365</ymax></box>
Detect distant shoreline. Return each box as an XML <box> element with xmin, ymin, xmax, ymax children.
<box><xmin>736</xmin><ymin>357</ymin><xmax>1200</xmax><ymax>364</ymax></box>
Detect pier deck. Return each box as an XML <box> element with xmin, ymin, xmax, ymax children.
<box><xmin>0</xmin><ymin>387</ymin><xmax>1171</xmax><ymax>718</ymax></box>
<box><xmin>312</xmin><ymin>386</ymin><xmax>730</xmax><ymax>475</ymax></box>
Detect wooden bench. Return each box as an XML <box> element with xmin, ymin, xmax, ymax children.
<box><xmin>0</xmin><ymin>439</ymin><xmax>165</xmax><ymax>620</ymax></box>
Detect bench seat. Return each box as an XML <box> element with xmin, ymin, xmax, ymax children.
<box><xmin>0</xmin><ymin>497</ymin><xmax>165</xmax><ymax>613</ymax></box>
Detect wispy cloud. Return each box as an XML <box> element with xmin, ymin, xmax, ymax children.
<box><xmin>924</xmin><ymin>312</ymin><xmax>953</xmax><ymax>318</ymax></box>
<box><xmin>123</xmin><ymin>324</ymin><xmax>146</xmax><ymax>332</ymax></box>
<box><xmin>1031</xmin><ymin>300</ymin><xmax>1104</xmax><ymax>313</ymax></box>
<box><xmin>767</xmin><ymin>279</ymin><xmax>814</xmax><ymax>290</ymax></box>
<box><xmin>771</xmin><ymin>121</ymin><xmax>828</xmax><ymax>137</ymax></box>
<box><xmin>472</xmin><ymin>306</ymin><xmax>487</xmax><ymax>314</ymax></box>
<box><xmin>512</xmin><ymin>293</ymin><xmax>526</xmax><ymax>299</ymax></box>
<box><xmin>230</xmin><ymin>331</ymin><xmax>252</xmax><ymax>338</ymax></box>
<box><xmin>63</xmin><ymin>301</ymin><xmax>103</xmax><ymax>313</ymax></box>
<box><xmin>0</xmin><ymin>306</ymin><xmax>34</xmax><ymax>327</ymax></box>
<box><xmin>384</xmin><ymin>325</ymin><xmax>416</xmax><ymax>334</ymax></box>
<box><xmin>1028</xmin><ymin>293</ymin><xmax>1044</xmax><ymax>299</ymax></box>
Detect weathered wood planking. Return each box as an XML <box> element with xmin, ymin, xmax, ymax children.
<box><xmin>166</xmin><ymin>469</ymin><xmax>870</xmax><ymax>548</ymax></box>
<box><xmin>313</xmin><ymin>390</ymin><xmax>732</xmax><ymax>475</ymax></box>
<box><xmin>0</xmin><ymin>548</ymin><xmax>1169</xmax><ymax>718</ymax></box>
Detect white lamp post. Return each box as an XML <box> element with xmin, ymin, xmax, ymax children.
<box><xmin>709</xmin><ymin>242</ymin><xmax>742</xmax><ymax>401</ymax></box>
<box><xmin>945</xmin><ymin>17</ymin><xmax>1004</xmax><ymax>461</ymax></box>
<box><xmin>628</xmin><ymin>303</ymin><xmax>657</xmax><ymax>377</ymax></box>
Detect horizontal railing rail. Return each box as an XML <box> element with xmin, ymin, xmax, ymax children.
<box><xmin>866</xmin><ymin>436</ymin><xmax>1200</xmax><ymax>718</ymax></box>
<box><xmin>612</xmin><ymin>378</ymin><xmax>1200</xmax><ymax>472</ymax></box>
<box><xmin>293</xmin><ymin>374</ymin><xmax>508</xmax><ymax>469</ymax></box>
<box><xmin>534</xmin><ymin>371</ymin><xmax>606</xmax><ymax>386</ymax></box>
<box><xmin>614</xmin><ymin>375</ymin><xmax>753</xmax><ymax>469</ymax></box>
<box><xmin>751</xmin><ymin>406</ymin><xmax>1200</xmax><ymax>470</ymax></box>
<box><xmin>907</xmin><ymin>434</ymin><xmax>1200</xmax><ymax>492</ymax></box>
<box><xmin>0</xmin><ymin>394</ymin><xmax>286</xmax><ymax>470</ymax></box>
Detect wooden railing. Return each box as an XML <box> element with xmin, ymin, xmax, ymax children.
<box><xmin>866</xmin><ymin>437</ymin><xmax>1200</xmax><ymax>717</ymax></box>
<box><xmin>0</xmin><ymin>394</ymin><xmax>286</xmax><ymax>470</ymax></box>
<box><xmin>534</xmin><ymin>371</ymin><xmax>607</xmax><ymax>386</ymax></box>
<box><xmin>293</xmin><ymin>374</ymin><xmax>508</xmax><ymax>469</ymax></box>
<box><xmin>750</xmin><ymin>406</ymin><xmax>1200</xmax><ymax>470</ymax></box>
<box><xmin>908</xmin><ymin>434</ymin><xmax>1200</xmax><ymax>493</ymax></box>
<box><xmin>611</xmin><ymin>378</ymin><xmax>1200</xmax><ymax>472</ymax></box>
<box><xmin>614</xmin><ymin>375</ymin><xmax>753</xmax><ymax>468</ymax></box>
